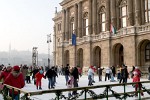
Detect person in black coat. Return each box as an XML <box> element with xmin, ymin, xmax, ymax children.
<box><xmin>45</xmin><ymin>67</ymin><xmax>55</xmax><ymax>89</ymax></box>
<box><xmin>98</xmin><ymin>67</ymin><xmax>104</xmax><ymax>81</ymax></box>
<box><xmin>31</xmin><ymin>67</ymin><xmax>39</xmax><ymax>85</ymax></box>
<box><xmin>119</xmin><ymin>66</ymin><xmax>129</xmax><ymax>83</ymax></box>
<box><xmin>71</xmin><ymin>66</ymin><xmax>79</xmax><ymax>95</ymax></box>
<box><xmin>111</xmin><ymin>66</ymin><xmax>116</xmax><ymax>77</ymax></box>
<box><xmin>64</xmin><ymin>64</ymin><xmax>70</xmax><ymax>85</ymax></box>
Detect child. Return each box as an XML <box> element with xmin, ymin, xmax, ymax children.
<box><xmin>132</xmin><ymin>71</ymin><xmax>144</xmax><ymax>96</ymax></box>
<box><xmin>117</xmin><ymin>70</ymin><xmax>121</xmax><ymax>81</ymax></box>
<box><xmin>67</xmin><ymin>75</ymin><xmax>74</xmax><ymax>97</ymax></box>
<box><xmin>110</xmin><ymin>73</ymin><xmax>115</xmax><ymax>82</ymax></box>
<box><xmin>35</xmin><ymin>69</ymin><xmax>45</xmax><ymax>90</ymax></box>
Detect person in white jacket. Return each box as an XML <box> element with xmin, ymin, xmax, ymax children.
<box><xmin>87</xmin><ymin>66</ymin><xmax>94</xmax><ymax>86</ymax></box>
<box><xmin>105</xmin><ymin>67</ymin><xmax>112</xmax><ymax>81</ymax></box>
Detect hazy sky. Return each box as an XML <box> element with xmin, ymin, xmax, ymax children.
<box><xmin>0</xmin><ymin>0</ymin><xmax>62</xmax><ymax>54</ymax></box>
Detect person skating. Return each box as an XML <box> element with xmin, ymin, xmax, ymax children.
<box><xmin>98</xmin><ymin>67</ymin><xmax>104</xmax><ymax>81</ymax></box>
<box><xmin>88</xmin><ymin>66</ymin><xmax>94</xmax><ymax>86</ymax></box>
<box><xmin>67</xmin><ymin>75</ymin><xmax>74</xmax><ymax>97</ymax></box>
<box><xmin>35</xmin><ymin>68</ymin><xmax>45</xmax><ymax>90</ymax></box>
<box><xmin>132</xmin><ymin>71</ymin><xmax>144</xmax><ymax>96</ymax></box>
<box><xmin>4</xmin><ymin>65</ymin><xmax>25</xmax><ymax>100</ymax></box>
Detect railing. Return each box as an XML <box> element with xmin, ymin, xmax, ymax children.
<box><xmin>1</xmin><ymin>81</ymin><xmax>150</xmax><ymax>100</ymax></box>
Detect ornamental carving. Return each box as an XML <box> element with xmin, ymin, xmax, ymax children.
<box><xmin>97</xmin><ymin>0</ymin><xmax>106</xmax><ymax>8</ymax></box>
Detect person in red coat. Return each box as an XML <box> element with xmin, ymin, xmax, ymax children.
<box><xmin>132</xmin><ymin>71</ymin><xmax>143</xmax><ymax>96</ymax></box>
<box><xmin>35</xmin><ymin>69</ymin><xmax>45</xmax><ymax>90</ymax></box>
<box><xmin>4</xmin><ymin>65</ymin><xmax>25</xmax><ymax>100</ymax></box>
<box><xmin>0</xmin><ymin>64</ymin><xmax>12</xmax><ymax>81</ymax></box>
<box><xmin>134</xmin><ymin>67</ymin><xmax>141</xmax><ymax>77</ymax></box>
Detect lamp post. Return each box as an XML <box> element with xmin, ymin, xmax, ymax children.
<box><xmin>47</xmin><ymin>34</ymin><xmax>52</xmax><ymax>68</ymax></box>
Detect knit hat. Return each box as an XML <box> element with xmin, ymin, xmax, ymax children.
<box><xmin>13</xmin><ymin>65</ymin><xmax>20</xmax><ymax>71</ymax></box>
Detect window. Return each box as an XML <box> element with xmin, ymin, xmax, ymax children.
<box><xmin>120</xmin><ymin>0</ymin><xmax>127</xmax><ymax>27</ymax></box>
<box><xmin>58</xmin><ymin>23</ymin><xmax>61</xmax><ymax>31</ymax></box>
<box><xmin>145</xmin><ymin>43</ymin><xmax>150</xmax><ymax>61</ymax></box>
<box><xmin>145</xmin><ymin>0</ymin><xmax>150</xmax><ymax>23</ymax></box>
<box><xmin>83</xmin><ymin>12</ymin><xmax>88</xmax><ymax>36</ymax></box>
<box><xmin>99</xmin><ymin>6</ymin><xmax>106</xmax><ymax>32</ymax></box>
<box><xmin>70</xmin><ymin>18</ymin><xmax>74</xmax><ymax>34</ymax></box>
<box><xmin>101</xmin><ymin>13</ymin><xmax>106</xmax><ymax>32</ymax></box>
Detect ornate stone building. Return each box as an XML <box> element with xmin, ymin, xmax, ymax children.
<box><xmin>53</xmin><ymin>0</ymin><xmax>150</xmax><ymax>72</ymax></box>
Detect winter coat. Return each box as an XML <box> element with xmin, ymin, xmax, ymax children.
<box><xmin>105</xmin><ymin>67</ymin><xmax>111</xmax><ymax>74</ymax></box>
<box><xmin>134</xmin><ymin>69</ymin><xmax>141</xmax><ymax>77</ymax></box>
<box><xmin>120</xmin><ymin>68</ymin><xmax>129</xmax><ymax>78</ymax></box>
<box><xmin>98</xmin><ymin>68</ymin><xmax>104</xmax><ymax>75</ymax></box>
<box><xmin>133</xmin><ymin>76</ymin><xmax>140</xmax><ymax>88</ymax></box>
<box><xmin>45</xmin><ymin>69</ymin><xmax>54</xmax><ymax>78</ymax></box>
<box><xmin>71</xmin><ymin>67</ymin><xmax>79</xmax><ymax>80</ymax></box>
<box><xmin>21</xmin><ymin>67</ymin><xmax>28</xmax><ymax>80</ymax></box>
<box><xmin>4</xmin><ymin>71</ymin><xmax>25</xmax><ymax>95</ymax></box>
<box><xmin>0</xmin><ymin>71</ymin><xmax>11</xmax><ymax>81</ymax></box>
<box><xmin>64</xmin><ymin>67</ymin><xmax>70</xmax><ymax>75</ymax></box>
<box><xmin>35</xmin><ymin>72</ymin><xmax>44</xmax><ymax>81</ymax></box>
<box><xmin>88</xmin><ymin>68</ymin><xmax>94</xmax><ymax>76</ymax></box>
<box><xmin>32</xmin><ymin>68</ymin><xmax>39</xmax><ymax>78</ymax></box>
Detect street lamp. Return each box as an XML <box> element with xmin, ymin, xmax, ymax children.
<box><xmin>47</xmin><ymin>34</ymin><xmax>52</xmax><ymax>68</ymax></box>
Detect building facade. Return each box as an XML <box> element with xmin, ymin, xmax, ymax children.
<box><xmin>53</xmin><ymin>0</ymin><xmax>150</xmax><ymax>72</ymax></box>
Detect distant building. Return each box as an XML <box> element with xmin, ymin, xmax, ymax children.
<box><xmin>53</xmin><ymin>0</ymin><xmax>150</xmax><ymax>72</ymax></box>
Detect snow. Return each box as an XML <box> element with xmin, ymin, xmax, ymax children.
<box><xmin>0</xmin><ymin>75</ymin><xmax>150</xmax><ymax>100</ymax></box>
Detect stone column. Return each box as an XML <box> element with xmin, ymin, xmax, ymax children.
<box><xmin>106</xmin><ymin>0</ymin><xmax>110</xmax><ymax>31</ymax></box>
<box><xmin>62</xmin><ymin>9</ymin><xmax>66</xmax><ymax>41</ymax></box>
<box><xmin>88</xmin><ymin>0</ymin><xmax>92</xmax><ymax>35</ymax></box>
<box><xmin>127</xmin><ymin>0</ymin><xmax>133</xmax><ymax>26</ymax></box>
<box><xmin>78</xmin><ymin>2</ymin><xmax>82</xmax><ymax>38</ymax></box>
<box><xmin>135</xmin><ymin>0</ymin><xmax>141</xmax><ymax>25</ymax></box>
<box><xmin>65</xmin><ymin>8</ymin><xmax>69</xmax><ymax>40</ymax></box>
<box><xmin>74</xmin><ymin>4</ymin><xmax>78</xmax><ymax>35</ymax></box>
<box><xmin>92</xmin><ymin>0</ymin><xmax>97</xmax><ymax>35</ymax></box>
<box><xmin>110</xmin><ymin>0</ymin><xmax>117</xmax><ymax>28</ymax></box>
<box><xmin>62</xmin><ymin>9</ymin><xmax>66</xmax><ymax>66</ymax></box>
<box><xmin>74</xmin><ymin>4</ymin><xmax>78</xmax><ymax>67</ymax></box>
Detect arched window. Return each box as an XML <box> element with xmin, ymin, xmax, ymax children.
<box><xmin>70</xmin><ymin>17</ymin><xmax>74</xmax><ymax>34</ymax></box>
<box><xmin>145</xmin><ymin>42</ymin><xmax>150</xmax><ymax>61</ymax></box>
<box><xmin>145</xmin><ymin>0</ymin><xmax>150</xmax><ymax>23</ymax></box>
<box><xmin>83</xmin><ymin>12</ymin><xmax>88</xmax><ymax>36</ymax></box>
<box><xmin>120</xmin><ymin>0</ymin><xmax>127</xmax><ymax>28</ymax></box>
<box><xmin>99</xmin><ymin>7</ymin><xmax>106</xmax><ymax>32</ymax></box>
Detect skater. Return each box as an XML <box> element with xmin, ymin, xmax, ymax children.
<box><xmin>105</xmin><ymin>67</ymin><xmax>111</xmax><ymax>81</ymax></box>
<box><xmin>71</xmin><ymin>66</ymin><xmax>79</xmax><ymax>95</ymax></box>
<box><xmin>67</xmin><ymin>75</ymin><xmax>74</xmax><ymax>97</ymax></box>
<box><xmin>45</xmin><ymin>67</ymin><xmax>55</xmax><ymax>89</ymax></box>
<box><xmin>64</xmin><ymin>64</ymin><xmax>70</xmax><ymax>85</ymax></box>
<box><xmin>4</xmin><ymin>65</ymin><xmax>25</xmax><ymax>100</ymax></box>
<box><xmin>0</xmin><ymin>64</ymin><xmax>12</xmax><ymax>81</ymax></box>
<box><xmin>88</xmin><ymin>66</ymin><xmax>94</xmax><ymax>86</ymax></box>
<box><xmin>132</xmin><ymin>71</ymin><xmax>144</xmax><ymax>96</ymax></box>
<box><xmin>117</xmin><ymin>70</ymin><xmax>121</xmax><ymax>81</ymax></box>
<box><xmin>98</xmin><ymin>67</ymin><xmax>104</xmax><ymax>81</ymax></box>
<box><xmin>35</xmin><ymin>68</ymin><xmax>45</xmax><ymax>90</ymax></box>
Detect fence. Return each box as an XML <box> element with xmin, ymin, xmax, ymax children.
<box><xmin>1</xmin><ymin>81</ymin><xmax>150</xmax><ymax>100</ymax></box>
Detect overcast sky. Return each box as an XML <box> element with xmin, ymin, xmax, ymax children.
<box><xmin>0</xmin><ymin>0</ymin><xmax>62</xmax><ymax>54</ymax></box>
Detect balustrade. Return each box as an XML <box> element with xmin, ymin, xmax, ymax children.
<box><xmin>57</xmin><ymin>25</ymin><xmax>150</xmax><ymax>47</ymax></box>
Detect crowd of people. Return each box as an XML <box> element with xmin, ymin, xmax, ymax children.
<box><xmin>0</xmin><ymin>63</ymin><xmax>148</xmax><ymax>99</ymax></box>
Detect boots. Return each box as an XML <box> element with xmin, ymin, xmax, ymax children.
<box><xmin>39</xmin><ymin>87</ymin><xmax>42</xmax><ymax>90</ymax></box>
